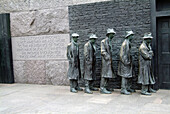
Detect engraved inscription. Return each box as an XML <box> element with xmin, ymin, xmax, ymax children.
<box><xmin>12</xmin><ymin>34</ymin><xmax>70</xmax><ymax>60</ymax></box>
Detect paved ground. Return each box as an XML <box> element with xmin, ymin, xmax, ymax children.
<box><xmin>0</xmin><ymin>84</ymin><xmax>170</xmax><ymax>114</ymax></box>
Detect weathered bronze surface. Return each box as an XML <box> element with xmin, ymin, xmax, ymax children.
<box><xmin>100</xmin><ymin>29</ymin><xmax>116</xmax><ymax>94</ymax></box>
<box><xmin>138</xmin><ymin>32</ymin><xmax>156</xmax><ymax>95</ymax></box>
<box><xmin>84</xmin><ymin>34</ymin><xmax>99</xmax><ymax>94</ymax></box>
<box><xmin>118</xmin><ymin>30</ymin><xmax>135</xmax><ymax>95</ymax></box>
<box><xmin>67</xmin><ymin>33</ymin><xmax>83</xmax><ymax>93</ymax></box>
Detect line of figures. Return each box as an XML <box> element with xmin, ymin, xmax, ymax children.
<box><xmin>67</xmin><ymin>28</ymin><xmax>157</xmax><ymax>95</ymax></box>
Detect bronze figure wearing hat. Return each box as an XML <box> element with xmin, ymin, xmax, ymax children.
<box><xmin>67</xmin><ymin>33</ymin><xmax>83</xmax><ymax>93</ymax></box>
<box><xmin>138</xmin><ymin>32</ymin><xmax>156</xmax><ymax>95</ymax></box>
<box><xmin>100</xmin><ymin>28</ymin><xmax>116</xmax><ymax>94</ymax></box>
<box><xmin>118</xmin><ymin>30</ymin><xmax>135</xmax><ymax>95</ymax></box>
<box><xmin>84</xmin><ymin>34</ymin><xmax>99</xmax><ymax>94</ymax></box>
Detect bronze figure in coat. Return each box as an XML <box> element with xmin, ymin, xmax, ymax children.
<box><xmin>118</xmin><ymin>30</ymin><xmax>135</xmax><ymax>95</ymax></box>
<box><xmin>67</xmin><ymin>33</ymin><xmax>83</xmax><ymax>93</ymax></box>
<box><xmin>138</xmin><ymin>32</ymin><xmax>156</xmax><ymax>95</ymax></box>
<box><xmin>84</xmin><ymin>34</ymin><xmax>99</xmax><ymax>94</ymax></box>
<box><xmin>100</xmin><ymin>28</ymin><xmax>116</xmax><ymax>94</ymax></box>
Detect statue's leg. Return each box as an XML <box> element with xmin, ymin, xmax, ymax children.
<box><xmin>141</xmin><ymin>85</ymin><xmax>151</xmax><ymax>95</ymax></box>
<box><xmin>90</xmin><ymin>80</ymin><xmax>99</xmax><ymax>91</ymax></box>
<box><xmin>148</xmin><ymin>85</ymin><xmax>156</xmax><ymax>93</ymax></box>
<box><xmin>121</xmin><ymin>77</ymin><xmax>131</xmax><ymax>95</ymax></box>
<box><xmin>106</xmin><ymin>79</ymin><xmax>114</xmax><ymax>91</ymax></box>
<box><xmin>75</xmin><ymin>80</ymin><xmax>83</xmax><ymax>91</ymax></box>
<box><xmin>127</xmin><ymin>78</ymin><xmax>136</xmax><ymax>92</ymax></box>
<box><xmin>84</xmin><ymin>80</ymin><xmax>93</xmax><ymax>94</ymax></box>
<box><xmin>70</xmin><ymin>79</ymin><xmax>77</xmax><ymax>93</ymax></box>
<box><xmin>100</xmin><ymin>78</ymin><xmax>111</xmax><ymax>94</ymax></box>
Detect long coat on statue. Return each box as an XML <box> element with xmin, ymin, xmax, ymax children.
<box><xmin>84</xmin><ymin>41</ymin><xmax>96</xmax><ymax>80</ymax></box>
<box><xmin>67</xmin><ymin>41</ymin><xmax>81</xmax><ymax>80</ymax></box>
<box><xmin>118</xmin><ymin>39</ymin><xmax>133</xmax><ymax>78</ymax></box>
<box><xmin>101</xmin><ymin>37</ymin><xmax>116</xmax><ymax>78</ymax></box>
<box><xmin>138</xmin><ymin>41</ymin><xmax>155</xmax><ymax>85</ymax></box>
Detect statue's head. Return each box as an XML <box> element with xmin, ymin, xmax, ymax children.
<box><xmin>125</xmin><ymin>30</ymin><xmax>134</xmax><ymax>42</ymax></box>
<box><xmin>89</xmin><ymin>34</ymin><xmax>98</xmax><ymax>44</ymax></box>
<box><xmin>106</xmin><ymin>28</ymin><xmax>116</xmax><ymax>39</ymax></box>
<box><xmin>143</xmin><ymin>32</ymin><xmax>153</xmax><ymax>44</ymax></box>
<box><xmin>72</xmin><ymin>33</ymin><xmax>79</xmax><ymax>43</ymax></box>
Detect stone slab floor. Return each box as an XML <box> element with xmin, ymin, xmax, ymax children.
<box><xmin>0</xmin><ymin>84</ymin><xmax>170</xmax><ymax>114</ymax></box>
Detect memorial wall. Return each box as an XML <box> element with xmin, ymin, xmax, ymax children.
<box><xmin>0</xmin><ymin>0</ymin><xmax>151</xmax><ymax>86</ymax></box>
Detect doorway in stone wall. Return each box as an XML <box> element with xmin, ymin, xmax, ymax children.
<box><xmin>157</xmin><ymin>16</ymin><xmax>170</xmax><ymax>89</ymax></box>
<box><xmin>0</xmin><ymin>13</ymin><xmax>14</xmax><ymax>83</ymax></box>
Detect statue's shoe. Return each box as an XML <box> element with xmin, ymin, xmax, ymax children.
<box><xmin>85</xmin><ymin>88</ymin><xmax>93</xmax><ymax>94</ymax></box>
<box><xmin>76</xmin><ymin>87</ymin><xmax>83</xmax><ymax>91</ymax></box>
<box><xmin>121</xmin><ymin>89</ymin><xmax>131</xmax><ymax>95</ymax></box>
<box><xmin>90</xmin><ymin>87</ymin><xmax>99</xmax><ymax>91</ymax></box>
<box><xmin>141</xmin><ymin>91</ymin><xmax>152</xmax><ymax>95</ymax></box>
<box><xmin>107</xmin><ymin>88</ymin><xmax>114</xmax><ymax>91</ymax></box>
<box><xmin>127</xmin><ymin>88</ymin><xmax>136</xmax><ymax>92</ymax></box>
<box><xmin>70</xmin><ymin>88</ymin><xmax>78</xmax><ymax>93</ymax></box>
<box><xmin>100</xmin><ymin>88</ymin><xmax>112</xmax><ymax>94</ymax></box>
<box><xmin>149</xmin><ymin>88</ymin><xmax>157</xmax><ymax>93</ymax></box>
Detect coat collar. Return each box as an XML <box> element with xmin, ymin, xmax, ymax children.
<box><xmin>142</xmin><ymin>41</ymin><xmax>149</xmax><ymax>50</ymax></box>
<box><xmin>105</xmin><ymin>37</ymin><xmax>111</xmax><ymax>54</ymax></box>
<box><xmin>88</xmin><ymin>41</ymin><xmax>96</xmax><ymax>51</ymax></box>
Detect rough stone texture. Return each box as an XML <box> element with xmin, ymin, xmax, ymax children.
<box><xmin>46</xmin><ymin>60</ymin><xmax>69</xmax><ymax>86</ymax></box>
<box><xmin>13</xmin><ymin>60</ymin><xmax>69</xmax><ymax>85</ymax></box>
<box><xmin>0</xmin><ymin>0</ymin><xmax>30</xmax><ymax>13</ymax></box>
<box><xmin>13</xmin><ymin>61</ymin><xmax>27</xmax><ymax>83</ymax></box>
<box><xmin>12</xmin><ymin>34</ymin><xmax>70</xmax><ymax>60</ymax></box>
<box><xmin>73</xmin><ymin>0</ymin><xmax>111</xmax><ymax>5</ymax></box>
<box><xmin>10</xmin><ymin>7</ymin><xmax>69</xmax><ymax>37</ymax></box>
<box><xmin>69</xmin><ymin>0</ymin><xmax>151</xmax><ymax>89</ymax></box>
<box><xmin>29</xmin><ymin>0</ymin><xmax>73</xmax><ymax>10</ymax></box>
<box><xmin>25</xmin><ymin>60</ymin><xmax>50</xmax><ymax>84</ymax></box>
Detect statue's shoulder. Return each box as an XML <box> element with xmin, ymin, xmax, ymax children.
<box><xmin>84</xmin><ymin>41</ymin><xmax>89</xmax><ymax>46</ymax></box>
<box><xmin>101</xmin><ymin>38</ymin><xmax>106</xmax><ymax>43</ymax></box>
<box><xmin>68</xmin><ymin>42</ymin><xmax>72</xmax><ymax>46</ymax></box>
<box><xmin>122</xmin><ymin>39</ymin><xmax>127</xmax><ymax>47</ymax></box>
<box><xmin>67</xmin><ymin>42</ymin><xmax>72</xmax><ymax>48</ymax></box>
<box><xmin>139</xmin><ymin>42</ymin><xmax>146</xmax><ymax>50</ymax></box>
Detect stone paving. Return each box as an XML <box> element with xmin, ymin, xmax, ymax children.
<box><xmin>0</xmin><ymin>84</ymin><xmax>170</xmax><ymax>114</ymax></box>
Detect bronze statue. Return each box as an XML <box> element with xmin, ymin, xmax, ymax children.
<box><xmin>118</xmin><ymin>30</ymin><xmax>135</xmax><ymax>95</ymax></box>
<box><xmin>84</xmin><ymin>34</ymin><xmax>99</xmax><ymax>94</ymax></box>
<box><xmin>138</xmin><ymin>32</ymin><xmax>156</xmax><ymax>95</ymax></box>
<box><xmin>100</xmin><ymin>28</ymin><xmax>116</xmax><ymax>94</ymax></box>
<box><xmin>67</xmin><ymin>33</ymin><xmax>83</xmax><ymax>93</ymax></box>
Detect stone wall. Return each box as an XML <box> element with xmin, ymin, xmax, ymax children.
<box><xmin>69</xmin><ymin>0</ymin><xmax>151</xmax><ymax>89</ymax></box>
<box><xmin>0</xmin><ymin>0</ymin><xmax>112</xmax><ymax>85</ymax></box>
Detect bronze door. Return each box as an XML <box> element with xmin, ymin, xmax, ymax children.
<box><xmin>157</xmin><ymin>16</ymin><xmax>170</xmax><ymax>89</ymax></box>
<box><xmin>0</xmin><ymin>14</ymin><xmax>14</xmax><ymax>83</ymax></box>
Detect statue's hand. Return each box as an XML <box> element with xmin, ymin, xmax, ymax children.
<box><xmin>149</xmin><ymin>51</ymin><xmax>154</xmax><ymax>56</ymax></box>
<box><xmin>149</xmin><ymin>55</ymin><xmax>152</xmax><ymax>60</ymax></box>
<box><xmin>71</xmin><ymin>58</ymin><xmax>74</xmax><ymax>64</ymax></box>
<box><xmin>105</xmin><ymin>55</ymin><xmax>110</xmax><ymax>60</ymax></box>
<box><xmin>124</xmin><ymin>59</ymin><xmax>130</xmax><ymax>65</ymax></box>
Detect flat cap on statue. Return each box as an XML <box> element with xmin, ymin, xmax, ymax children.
<box><xmin>106</xmin><ymin>28</ymin><xmax>116</xmax><ymax>36</ymax></box>
<box><xmin>125</xmin><ymin>30</ymin><xmax>134</xmax><ymax>38</ymax></box>
<box><xmin>89</xmin><ymin>34</ymin><xmax>98</xmax><ymax>39</ymax></box>
<box><xmin>72</xmin><ymin>33</ymin><xmax>79</xmax><ymax>37</ymax></box>
<box><xmin>143</xmin><ymin>32</ymin><xmax>153</xmax><ymax>39</ymax></box>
